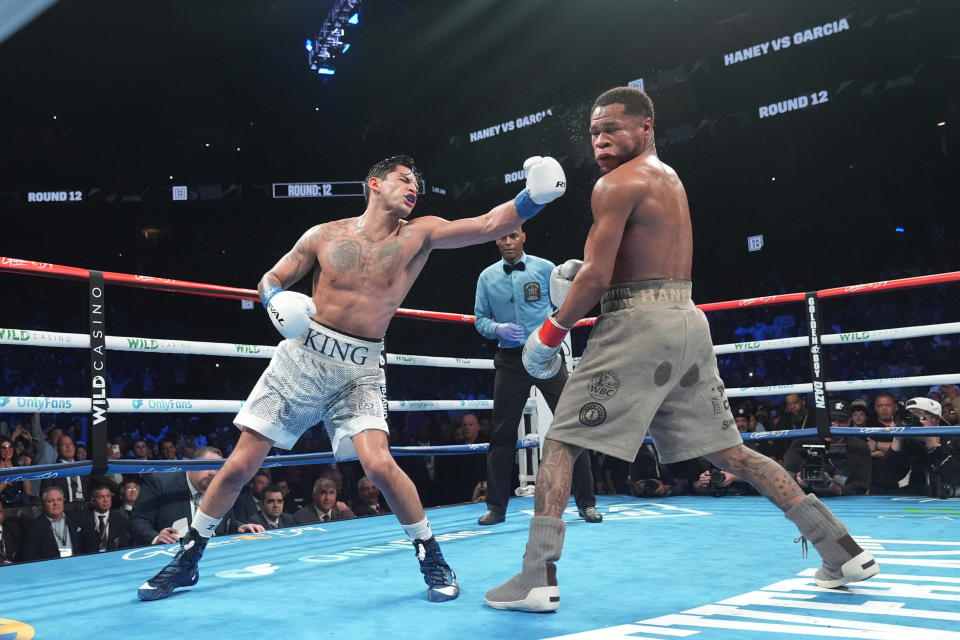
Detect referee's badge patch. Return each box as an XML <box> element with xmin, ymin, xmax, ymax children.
<box><xmin>524</xmin><ymin>282</ymin><xmax>541</xmax><ymax>302</ymax></box>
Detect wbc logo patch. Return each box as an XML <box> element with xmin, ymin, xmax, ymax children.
<box><xmin>524</xmin><ymin>282</ymin><xmax>541</xmax><ymax>302</ymax></box>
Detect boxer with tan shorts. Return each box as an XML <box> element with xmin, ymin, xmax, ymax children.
<box><xmin>547</xmin><ymin>280</ymin><xmax>742</xmax><ymax>464</ymax></box>
<box><xmin>486</xmin><ymin>87</ymin><xmax>878</xmax><ymax>614</ymax></box>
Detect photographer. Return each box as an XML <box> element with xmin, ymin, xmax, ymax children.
<box><xmin>784</xmin><ymin>400</ymin><xmax>871</xmax><ymax>497</ymax></box>
<box><xmin>629</xmin><ymin>444</ymin><xmax>675</xmax><ymax>497</ymax></box>
<box><xmin>877</xmin><ymin>397</ymin><xmax>960</xmax><ymax>497</ymax></box>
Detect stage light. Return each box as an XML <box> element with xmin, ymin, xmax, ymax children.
<box><xmin>306</xmin><ymin>0</ymin><xmax>364</xmax><ymax>78</ymax></box>
<box><xmin>895</xmin><ymin>226</ymin><xmax>905</xmax><ymax>233</ymax></box>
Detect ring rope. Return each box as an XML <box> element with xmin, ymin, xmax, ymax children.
<box><xmin>3</xmin><ymin>319</ymin><xmax>959</xmax><ymax>361</ymax></box>
<box><xmin>3</xmin><ymin>256</ymin><xmax>960</xmax><ymax>324</ymax></box>
<box><xmin>5</xmin><ymin>426</ymin><xmax>959</xmax><ymax>482</ymax></box>
<box><xmin>0</xmin><ymin>397</ymin><xmax>534</xmax><ymax>413</ymax></box>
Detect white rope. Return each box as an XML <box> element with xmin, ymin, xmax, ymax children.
<box><xmin>5</xmin><ymin>321</ymin><xmax>958</xmax><ymax>364</ymax></box>
<box><xmin>713</xmin><ymin>321</ymin><xmax>960</xmax><ymax>354</ymax></box>
<box><xmin>386</xmin><ymin>354</ymin><xmax>494</xmax><ymax>369</ymax></box>
<box><xmin>0</xmin><ymin>396</ymin><xmax>536</xmax><ymax>413</ymax></box>
<box><xmin>726</xmin><ymin>372</ymin><xmax>960</xmax><ymax>398</ymax></box>
<box><xmin>0</xmin><ymin>329</ymin><xmax>276</xmax><ymax>359</ymax></box>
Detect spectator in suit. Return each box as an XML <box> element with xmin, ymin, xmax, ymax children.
<box><xmin>353</xmin><ymin>476</ymin><xmax>390</xmax><ymax>517</ymax></box>
<box><xmin>81</xmin><ymin>485</ymin><xmax>130</xmax><ymax>552</ymax></box>
<box><xmin>128</xmin><ymin>446</ymin><xmax>264</xmax><ymax>545</ymax></box>
<box><xmin>0</xmin><ymin>502</ymin><xmax>22</xmax><ymax>564</ymax></box>
<box><xmin>22</xmin><ymin>486</ymin><xmax>95</xmax><ymax>560</ymax></box>
<box><xmin>40</xmin><ymin>435</ymin><xmax>90</xmax><ymax>511</ymax></box>
<box><xmin>120</xmin><ymin>479</ymin><xmax>140</xmax><ymax>514</ymax></box>
<box><xmin>293</xmin><ymin>478</ymin><xmax>355</xmax><ymax>524</ymax></box>
<box><xmin>247</xmin><ymin>485</ymin><xmax>296</xmax><ymax>530</ymax></box>
<box><xmin>273</xmin><ymin>476</ymin><xmax>299</xmax><ymax>515</ymax></box>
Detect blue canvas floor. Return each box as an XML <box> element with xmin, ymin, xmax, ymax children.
<box><xmin>3</xmin><ymin>494</ymin><xmax>958</xmax><ymax>640</ymax></box>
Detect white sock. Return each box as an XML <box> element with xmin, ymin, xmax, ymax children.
<box><xmin>402</xmin><ymin>517</ymin><xmax>432</xmax><ymax>541</ymax></box>
<box><xmin>191</xmin><ymin>510</ymin><xmax>221</xmax><ymax>538</ymax></box>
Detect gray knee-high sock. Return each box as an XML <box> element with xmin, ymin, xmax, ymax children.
<box><xmin>521</xmin><ymin>516</ymin><xmax>566</xmax><ymax>579</ymax></box>
<box><xmin>487</xmin><ymin>516</ymin><xmax>566</xmax><ymax>601</ymax></box>
<box><xmin>785</xmin><ymin>493</ymin><xmax>862</xmax><ymax>567</ymax></box>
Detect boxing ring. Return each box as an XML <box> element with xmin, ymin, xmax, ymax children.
<box><xmin>2</xmin><ymin>257</ymin><xmax>960</xmax><ymax>640</ymax></box>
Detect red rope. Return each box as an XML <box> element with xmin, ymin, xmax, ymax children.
<box><xmin>3</xmin><ymin>256</ymin><xmax>958</xmax><ymax>326</ymax></box>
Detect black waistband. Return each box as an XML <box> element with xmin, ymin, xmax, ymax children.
<box><xmin>315</xmin><ymin>319</ymin><xmax>382</xmax><ymax>344</ymax></box>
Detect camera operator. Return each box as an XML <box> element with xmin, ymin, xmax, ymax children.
<box><xmin>784</xmin><ymin>400</ymin><xmax>871</xmax><ymax>497</ymax></box>
<box><xmin>628</xmin><ymin>444</ymin><xmax>675</xmax><ymax>497</ymax></box>
<box><xmin>877</xmin><ymin>397</ymin><xmax>960</xmax><ymax>497</ymax></box>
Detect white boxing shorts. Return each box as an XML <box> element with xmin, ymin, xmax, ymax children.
<box><xmin>234</xmin><ymin>320</ymin><xmax>387</xmax><ymax>459</ymax></box>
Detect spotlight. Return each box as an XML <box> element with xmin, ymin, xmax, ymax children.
<box><xmin>306</xmin><ymin>0</ymin><xmax>364</xmax><ymax>77</ymax></box>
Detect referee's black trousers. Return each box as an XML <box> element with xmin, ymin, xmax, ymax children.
<box><xmin>485</xmin><ymin>348</ymin><xmax>596</xmax><ymax>515</ymax></box>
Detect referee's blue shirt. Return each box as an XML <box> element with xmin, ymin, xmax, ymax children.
<box><xmin>474</xmin><ymin>253</ymin><xmax>556</xmax><ymax>348</ymax></box>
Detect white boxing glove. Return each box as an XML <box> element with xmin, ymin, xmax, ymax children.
<box><xmin>514</xmin><ymin>156</ymin><xmax>567</xmax><ymax>220</ymax></box>
<box><xmin>265</xmin><ymin>290</ymin><xmax>316</xmax><ymax>339</ymax></box>
<box><xmin>523</xmin><ymin>156</ymin><xmax>566</xmax><ymax>205</ymax></box>
<box><xmin>549</xmin><ymin>258</ymin><xmax>583</xmax><ymax>308</ymax></box>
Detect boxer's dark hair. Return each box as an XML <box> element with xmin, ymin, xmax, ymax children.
<box><xmin>593</xmin><ymin>87</ymin><xmax>655</xmax><ymax>125</ymax></box>
<box><xmin>364</xmin><ymin>154</ymin><xmax>421</xmax><ymax>202</ymax></box>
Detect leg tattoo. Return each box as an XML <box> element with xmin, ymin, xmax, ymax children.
<box><xmin>706</xmin><ymin>445</ymin><xmax>805</xmax><ymax>511</ymax></box>
<box><xmin>534</xmin><ymin>440</ymin><xmax>581</xmax><ymax>518</ymax></box>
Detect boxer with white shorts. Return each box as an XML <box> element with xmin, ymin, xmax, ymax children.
<box><xmin>235</xmin><ymin>321</ymin><xmax>388</xmax><ymax>458</ymax></box>
<box><xmin>138</xmin><ymin>153</ymin><xmax>567</xmax><ymax>603</ymax></box>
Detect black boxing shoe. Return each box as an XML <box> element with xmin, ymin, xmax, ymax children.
<box><xmin>578</xmin><ymin>506</ymin><xmax>603</xmax><ymax>523</ymax></box>
<box><xmin>413</xmin><ymin>536</ymin><xmax>459</xmax><ymax>602</ymax></box>
<box><xmin>478</xmin><ymin>510</ymin><xmax>506</xmax><ymax>526</ymax></box>
<box><xmin>137</xmin><ymin>528</ymin><xmax>207</xmax><ymax>601</ymax></box>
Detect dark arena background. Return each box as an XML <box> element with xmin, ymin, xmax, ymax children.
<box><xmin>1</xmin><ymin>1</ymin><xmax>959</xmax><ymax>639</ymax></box>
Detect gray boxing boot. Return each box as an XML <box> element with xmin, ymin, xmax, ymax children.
<box><xmin>485</xmin><ymin>516</ymin><xmax>565</xmax><ymax>612</ymax></box>
<box><xmin>785</xmin><ymin>493</ymin><xmax>879</xmax><ymax>588</ymax></box>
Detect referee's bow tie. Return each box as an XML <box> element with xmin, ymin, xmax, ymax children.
<box><xmin>503</xmin><ymin>261</ymin><xmax>525</xmax><ymax>274</ymax></box>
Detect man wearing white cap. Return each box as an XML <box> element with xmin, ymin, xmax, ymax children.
<box><xmin>881</xmin><ymin>397</ymin><xmax>948</xmax><ymax>495</ymax></box>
